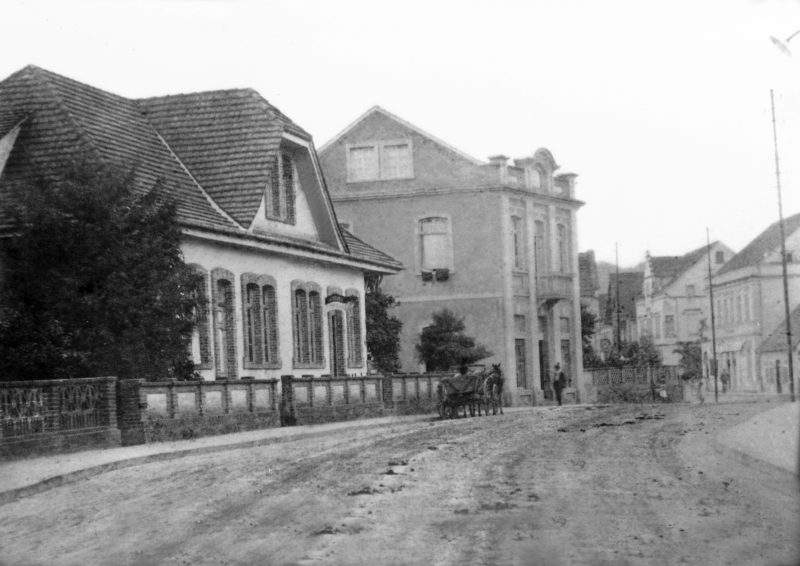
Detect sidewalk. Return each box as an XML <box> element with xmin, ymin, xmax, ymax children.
<box><xmin>715</xmin><ymin>400</ymin><xmax>799</xmax><ymax>477</ymax></box>
<box><xmin>0</xmin><ymin>412</ymin><xmax>436</xmax><ymax>504</ymax></box>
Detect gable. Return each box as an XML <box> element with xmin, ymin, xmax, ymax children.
<box><xmin>319</xmin><ymin>107</ymin><xmax>493</xmax><ymax>196</ymax></box>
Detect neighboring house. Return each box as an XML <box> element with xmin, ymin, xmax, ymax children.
<box><xmin>318</xmin><ymin>106</ymin><xmax>584</xmax><ymax>405</ymax></box>
<box><xmin>598</xmin><ymin>272</ymin><xmax>644</xmax><ymax>357</ymax></box>
<box><xmin>705</xmin><ymin>212</ymin><xmax>800</xmax><ymax>392</ymax></box>
<box><xmin>636</xmin><ymin>242</ymin><xmax>733</xmax><ymax>366</ymax></box>
<box><xmin>0</xmin><ymin>66</ymin><xmax>401</xmax><ymax>381</ymax></box>
<box><xmin>758</xmin><ymin>304</ymin><xmax>800</xmax><ymax>394</ymax></box>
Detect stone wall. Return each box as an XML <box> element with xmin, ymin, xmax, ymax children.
<box><xmin>584</xmin><ymin>366</ymin><xmax>684</xmax><ymax>404</ymax></box>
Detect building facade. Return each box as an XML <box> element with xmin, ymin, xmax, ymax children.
<box><xmin>636</xmin><ymin>243</ymin><xmax>732</xmax><ymax>366</ymax></box>
<box><xmin>704</xmin><ymin>213</ymin><xmax>800</xmax><ymax>392</ymax></box>
<box><xmin>0</xmin><ymin>66</ymin><xmax>401</xmax><ymax>382</ymax></box>
<box><xmin>318</xmin><ymin>106</ymin><xmax>584</xmax><ymax>405</ymax></box>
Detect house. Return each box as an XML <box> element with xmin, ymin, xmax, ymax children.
<box><xmin>598</xmin><ymin>271</ymin><xmax>644</xmax><ymax>357</ymax></box>
<box><xmin>636</xmin><ymin>242</ymin><xmax>733</xmax><ymax>366</ymax></box>
<box><xmin>0</xmin><ymin>66</ymin><xmax>401</xmax><ymax>381</ymax></box>
<box><xmin>318</xmin><ymin>106</ymin><xmax>584</xmax><ymax>405</ymax></box>
<box><xmin>758</xmin><ymin>304</ymin><xmax>800</xmax><ymax>394</ymax></box>
<box><xmin>704</xmin><ymin>212</ymin><xmax>800</xmax><ymax>392</ymax></box>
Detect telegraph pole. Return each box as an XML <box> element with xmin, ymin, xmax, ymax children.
<box><xmin>770</xmin><ymin>89</ymin><xmax>796</xmax><ymax>402</ymax></box>
<box><xmin>706</xmin><ymin>228</ymin><xmax>719</xmax><ymax>403</ymax></box>
<box><xmin>615</xmin><ymin>243</ymin><xmax>622</xmax><ymax>353</ymax></box>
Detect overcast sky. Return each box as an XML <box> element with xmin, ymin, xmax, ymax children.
<box><xmin>4</xmin><ymin>0</ymin><xmax>800</xmax><ymax>266</ymax></box>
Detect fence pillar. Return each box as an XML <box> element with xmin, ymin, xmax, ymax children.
<box><xmin>116</xmin><ymin>379</ymin><xmax>145</xmax><ymax>446</ymax></box>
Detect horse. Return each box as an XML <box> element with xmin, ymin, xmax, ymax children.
<box><xmin>481</xmin><ymin>364</ymin><xmax>504</xmax><ymax>415</ymax></box>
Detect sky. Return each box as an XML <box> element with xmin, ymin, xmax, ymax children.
<box><xmin>3</xmin><ymin>0</ymin><xmax>800</xmax><ymax>266</ymax></box>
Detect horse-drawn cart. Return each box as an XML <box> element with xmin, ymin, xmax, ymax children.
<box><xmin>436</xmin><ymin>364</ymin><xmax>504</xmax><ymax>419</ymax></box>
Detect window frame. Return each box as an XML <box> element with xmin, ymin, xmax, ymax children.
<box><xmin>264</xmin><ymin>150</ymin><xmax>297</xmax><ymax>224</ymax></box>
<box><xmin>241</xmin><ymin>273</ymin><xmax>281</xmax><ymax>370</ymax></box>
<box><xmin>346</xmin><ymin>138</ymin><xmax>414</xmax><ymax>183</ymax></box>
<box><xmin>416</xmin><ymin>214</ymin><xmax>455</xmax><ymax>274</ymax></box>
<box><xmin>345</xmin><ymin>289</ymin><xmax>364</xmax><ymax>369</ymax></box>
<box><xmin>291</xmin><ymin>280</ymin><xmax>325</xmax><ymax>369</ymax></box>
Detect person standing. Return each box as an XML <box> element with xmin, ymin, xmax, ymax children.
<box><xmin>553</xmin><ymin>363</ymin><xmax>566</xmax><ymax>406</ymax></box>
<box><xmin>720</xmin><ymin>368</ymin><xmax>730</xmax><ymax>393</ymax></box>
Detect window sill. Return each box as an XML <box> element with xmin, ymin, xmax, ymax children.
<box><xmin>293</xmin><ymin>361</ymin><xmax>326</xmax><ymax>370</ymax></box>
<box><xmin>243</xmin><ymin>360</ymin><xmax>283</xmax><ymax>370</ymax></box>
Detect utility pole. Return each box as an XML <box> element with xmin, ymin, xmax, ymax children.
<box><xmin>706</xmin><ymin>228</ymin><xmax>719</xmax><ymax>403</ymax></box>
<box><xmin>615</xmin><ymin>243</ymin><xmax>622</xmax><ymax>353</ymax></box>
<box><xmin>770</xmin><ymin>89</ymin><xmax>796</xmax><ymax>402</ymax></box>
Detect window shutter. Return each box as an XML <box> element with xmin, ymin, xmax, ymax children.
<box><xmin>309</xmin><ymin>291</ymin><xmax>323</xmax><ymax>364</ymax></box>
<box><xmin>282</xmin><ymin>153</ymin><xmax>295</xmax><ymax>224</ymax></box>
<box><xmin>271</xmin><ymin>159</ymin><xmax>281</xmax><ymax>218</ymax></box>
<box><xmin>196</xmin><ymin>272</ymin><xmax>211</xmax><ymax>366</ymax></box>
<box><xmin>263</xmin><ymin>285</ymin><xmax>279</xmax><ymax>364</ymax></box>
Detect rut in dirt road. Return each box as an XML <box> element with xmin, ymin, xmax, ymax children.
<box><xmin>0</xmin><ymin>403</ymin><xmax>797</xmax><ymax>566</ymax></box>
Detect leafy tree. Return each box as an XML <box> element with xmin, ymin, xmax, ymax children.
<box><xmin>364</xmin><ymin>277</ymin><xmax>403</xmax><ymax>374</ymax></box>
<box><xmin>416</xmin><ymin>308</ymin><xmax>492</xmax><ymax>372</ymax></box>
<box><xmin>602</xmin><ymin>336</ymin><xmax>663</xmax><ymax>368</ymax></box>
<box><xmin>0</xmin><ymin>156</ymin><xmax>201</xmax><ymax>381</ymax></box>
<box><xmin>580</xmin><ymin>303</ymin><xmax>603</xmax><ymax>368</ymax></box>
<box><xmin>674</xmin><ymin>340</ymin><xmax>702</xmax><ymax>380</ymax></box>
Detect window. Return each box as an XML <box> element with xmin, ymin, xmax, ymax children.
<box><xmin>736</xmin><ymin>295</ymin><xmax>743</xmax><ymax>323</ymax></box>
<box><xmin>211</xmin><ymin>268</ymin><xmax>237</xmax><ymax>379</ymax></box>
<box><xmin>556</xmin><ymin>223</ymin><xmax>568</xmax><ymax>273</ymax></box>
<box><xmin>512</xmin><ymin>216</ymin><xmax>526</xmax><ymax>270</ymax></box>
<box><xmin>560</xmin><ymin>316</ymin><xmax>570</xmax><ymax>334</ymax></box>
<box><xmin>665</xmin><ymin>315</ymin><xmax>676</xmax><ymax>337</ymax></box>
<box><xmin>526</xmin><ymin>168</ymin><xmax>542</xmax><ymax>189</ymax></box>
<box><xmin>515</xmin><ymin>339</ymin><xmax>528</xmax><ymax>388</ymax></box>
<box><xmin>241</xmin><ymin>274</ymin><xmax>280</xmax><ymax>369</ymax></box>
<box><xmin>346</xmin><ymin>290</ymin><xmax>364</xmax><ymax>367</ymax></box>
<box><xmin>715</xmin><ymin>251</ymin><xmax>725</xmax><ymax>264</ymax></box>
<box><xmin>347</xmin><ymin>139</ymin><xmax>413</xmax><ymax>182</ymax></box>
<box><xmin>189</xmin><ymin>265</ymin><xmax>212</xmax><ymax>369</ymax></box>
<box><xmin>514</xmin><ymin>315</ymin><xmax>527</xmax><ymax>334</ymax></box>
<box><xmin>419</xmin><ymin>216</ymin><xmax>452</xmax><ymax>272</ymax></box>
<box><xmin>686</xmin><ymin>284</ymin><xmax>696</xmax><ymax>297</ymax></box>
<box><xmin>534</xmin><ymin>220</ymin><xmax>546</xmax><ymax>274</ymax></box>
<box><xmin>266</xmin><ymin>151</ymin><xmax>296</xmax><ymax>223</ymax></box>
<box><xmin>654</xmin><ymin>313</ymin><xmax>662</xmax><ymax>339</ymax></box>
<box><xmin>292</xmin><ymin>282</ymin><xmax>324</xmax><ymax>367</ymax></box>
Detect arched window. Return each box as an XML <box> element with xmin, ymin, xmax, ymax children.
<box><xmin>292</xmin><ymin>282</ymin><xmax>325</xmax><ymax>368</ymax></box>
<box><xmin>556</xmin><ymin>223</ymin><xmax>568</xmax><ymax>273</ymax></box>
<box><xmin>534</xmin><ymin>220</ymin><xmax>546</xmax><ymax>274</ymax></box>
<box><xmin>241</xmin><ymin>274</ymin><xmax>280</xmax><ymax>369</ymax></box>
<box><xmin>211</xmin><ymin>268</ymin><xmax>237</xmax><ymax>379</ymax></box>
<box><xmin>188</xmin><ymin>265</ymin><xmax>212</xmax><ymax>369</ymax></box>
<box><xmin>262</xmin><ymin>285</ymin><xmax>279</xmax><ymax>363</ymax></box>
<box><xmin>346</xmin><ymin>290</ymin><xmax>364</xmax><ymax>367</ymax></box>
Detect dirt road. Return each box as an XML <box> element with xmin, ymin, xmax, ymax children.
<box><xmin>1</xmin><ymin>402</ymin><xmax>797</xmax><ymax>566</ymax></box>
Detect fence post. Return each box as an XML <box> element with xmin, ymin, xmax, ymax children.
<box><xmin>116</xmin><ymin>379</ymin><xmax>145</xmax><ymax>446</ymax></box>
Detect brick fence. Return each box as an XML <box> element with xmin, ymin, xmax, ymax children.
<box><xmin>0</xmin><ymin>377</ymin><xmax>119</xmax><ymax>458</ymax></box>
<box><xmin>1</xmin><ymin>372</ymin><xmax>454</xmax><ymax>457</ymax></box>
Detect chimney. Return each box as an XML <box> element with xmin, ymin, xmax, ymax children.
<box><xmin>488</xmin><ymin>154</ymin><xmax>509</xmax><ymax>180</ymax></box>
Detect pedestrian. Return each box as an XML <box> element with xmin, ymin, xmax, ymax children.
<box><xmin>553</xmin><ymin>363</ymin><xmax>566</xmax><ymax>406</ymax></box>
<box><xmin>720</xmin><ymin>368</ymin><xmax>730</xmax><ymax>393</ymax></box>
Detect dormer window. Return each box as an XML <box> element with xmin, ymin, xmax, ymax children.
<box><xmin>266</xmin><ymin>151</ymin><xmax>296</xmax><ymax>224</ymax></box>
<box><xmin>347</xmin><ymin>139</ymin><xmax>413</xmax><ymax>182</ymax></box>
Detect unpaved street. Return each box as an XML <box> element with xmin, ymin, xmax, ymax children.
<box><xmin>1</xmin><ymin>402</ymin><xmax>798</xmax><ymax>566</ymax></box>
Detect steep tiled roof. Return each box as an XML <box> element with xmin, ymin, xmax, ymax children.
<box><xmin>604</xmin><ymin>272</ymin><xmax>644</xmax><ymax>325</ymax></box>
<box><xmin>578</xmin><ymin>250</ymin><xmax>599</xmax><ymax>297</ymax></box>
<box><xmin>139</xmin><ymin>90</ymin><xmax>309</xmax><ymax>227</ymax></box>
<box><xmin>717</xmin><ymin>212</ymin><xmax>800</xmax><ymax>276</ymax></box>
<box><xmin>341</xmin><ymin>227</ymin><xmax>403</xmax><ymax>271</ymax></box>
<box><xmin>649</xmin><ymin>243</ymin><xmax>711</xmax><ymax>289</ymax></box>
<box><xmin>759</xmin><ymin>304</ymin><xmax>800</xmax><ymax>353</ymax></box>
<box><xmin>0</xmin><ymin>65</ymin><xmax>402</xmax><ymax>274</ymax></box>
<box><xmin>0</xmin><ymin>65</ymin><xmax>232</xmax><ymax>230</ymax></box>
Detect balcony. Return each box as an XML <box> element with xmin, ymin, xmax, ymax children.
<box><xmin>535</xmin><ymin>273</ymin><xmax>574</xmax><ymax>303</ymax></box>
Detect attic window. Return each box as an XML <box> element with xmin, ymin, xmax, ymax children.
<box><xmin>265</xmin><ymin>151</ymin><xmax>296</xmax><ymax>224</ymax></box>
<box><xmin>346</xmin><ymin>139</ymin><xmax>413</xmax><ymax>182</ymax></box>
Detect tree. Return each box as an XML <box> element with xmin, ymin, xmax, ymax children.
<box><xmin>416</xmin><ymin>309</ymin><xmax>492</xmax><ymax>372</ymax></box>
<box><xmin>674</xmin><ymin>340</ymin><xmax>702</xmax><ymax>380</ymax></box>
<box><xmin>580</xmin><ymin>303</ymin><xmax>603</xmax><ymax>368</ymax></box>
<box><xmin>364</xmin><ymin>277</ymin><xmax>403</xmax><ymax>374</ymax></box>
<box><xmin>0</xmin><ymin>156</ymin><xmax>201</xmax><ymax>381</ymax></box>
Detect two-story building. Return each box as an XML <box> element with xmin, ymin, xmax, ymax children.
<box><xmin>705</xmin><ymin>212</ymin><xmax>800</xmax><ymax>392</ymax></box>
<box><xmin>636</xmin><ymin>242</ymin><xmax>732</xmax><ymax>365</ymax></box>
<box><xmin>0</xmin><ymin>66</ymin><xmax>402</xmax><ymax>382</ymax></box>
<box><xmin>318</xmin><ymin>106</ymin><xmax>584</xmax><ymax>405</ymax></box>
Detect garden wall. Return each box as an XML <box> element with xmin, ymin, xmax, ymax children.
<box><xmin>0</xmin><ymin>377</ymin><xmax>119</xmax><ymax>458</ymax></box>
<box><xmin>583</xmin><ymin>366</ymin><xmax>684</xmax><ymax>404</ymax></box>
